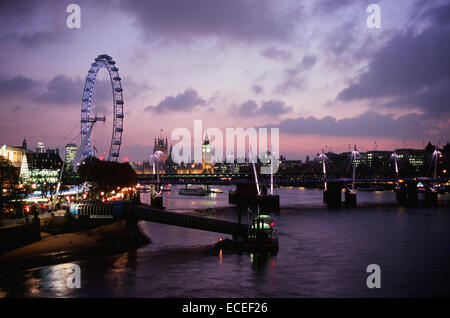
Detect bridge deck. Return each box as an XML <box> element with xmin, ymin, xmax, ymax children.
<box><xmin>137</xmin><ymin>173</ymin><xmax>446</xmax><ymax>186</ymax></box>
<box><xmin>71</xmin><ymin>201</ymin><xmax>250</xmax><ymax>236</ymax></box>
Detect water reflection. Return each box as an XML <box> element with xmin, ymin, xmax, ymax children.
<box><xmin>249</xmin><ymin>252</ymin><xmax>276</xmax><ymax>271</ymax></box>
<box><xmin>44</xmin><ymin>263</ymin><xmax>77</xmax><ymax>296</ymax></box>
<box><xmin>101</xmin><ymin>252</ymin><xmax>138</xmax><ymax>297</ymax></box>
<box><xmin>10</xmin><ymin>262</ymin><xmax>82</xmax><ymax>297</ymax></box>
<box><xmin>141</xmin><ymin>185</ymin><xmax>232</xmax><ymax>212</ymax></box>
<box><xmin>25</xmin><ymin>276</ymin><xmax>41</xmax><ymax>297</ymax></box>
<box><xmin>113</xmin><ymin>250</ymin><xmax>138</xmax><ymax>269</ymax></box>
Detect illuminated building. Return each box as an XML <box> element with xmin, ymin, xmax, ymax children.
<box><xmin>153</xmin><ymin>136</ymin><xmax>168</xmax><ymax>164</ymax></box>
<box><xmin>278</xmin><ymin>155</ymin><xmax>302</xmax><ymax>174</ymax></box>
<box><xmin>65</xmin><ymin>143</ymin><xmax>78</xmax><ymax>171</ymax></box>
<box><xmin>176</xmin><ymin>162</ymin><xmax>204</xmax><ymax>175</ymax></box>
<box><xmin>1</xmin><ymin>145</ymin><xmax>28</xmax><ymax>168</ymax></box>
<box><xmin>395</xmin><ymin>148</ymin><xmax>424</xmax><ymax>173</ymax></box>
<box><xmin>213</xmin><ymin>162</ymin><xmax>231</xmax><ymax>174</ymax></box>
<box><xmin>29</xmin><ymin>169</ymin><xmax>60</xmax><ymax>184</ymax></box>
<box><xmin>364</xmin><ymin>151</ymin><xmax>392</xmax><ymax>170</ymax></box>
<box><xmin>177</xmin><ymin>135</ymin><xmax>214</xmax><ymax>174</ymax></box>
<box><xmin>132</xmin><ymin>161</ymin><xmax>154</xmax><ymax>174</ymax></box>
<box><xmin>353</xmin><ymin>153</ymin><xmax>365</xmax><ymax>167</ymax></box>
<box><xmin>165</xmin><ymin>146</ymin><xmax>178</xmax><ymax>174</ymax></box>
<box><xmin>36</xmin><ymin>138</ymin><xmax>45</xmax><ymax>153</ymax></box>
<box><xmin>0</xmin><ymin>138</ymin><xmax>32</xmax><ymax>168</ymax></box>
<box><xmin>30</xmin><ymin>139</ymin><xmax>63</xmax><ymax>185</ymax></box>
<box><xmin>150</xmin><ymin>133</ymin><xmax>169</xmax><ymax>174</ymax></box>
<box><xmin>32</xmin><ymin>149</ymin><xmax>63</xmax><ymax>170</ymax></box>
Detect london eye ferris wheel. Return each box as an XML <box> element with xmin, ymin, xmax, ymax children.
<box><xmin>72</xmin><ymin>54</ymin><xmax>124</xmax><ymax>167</ymax></box>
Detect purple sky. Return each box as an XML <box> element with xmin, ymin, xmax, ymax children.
<box><xmin>0</xmin><ymin>0</ymin><xmax>449</xmax><ymax>162</ymax></box>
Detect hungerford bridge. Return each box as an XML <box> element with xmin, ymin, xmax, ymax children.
<box><xmin>136</xmin><ymin>172</ymin><xmax>448</xmax><ymax>209</ymax></box>
<box><xmin>137</xmin><ymin>173</ymin><xmax>447</xmax><ymax>186</ymax></box>
<box><xmin>136</xmin><ymin>146</ymin><xmax>447</xmax><ymax>208</ymax></box>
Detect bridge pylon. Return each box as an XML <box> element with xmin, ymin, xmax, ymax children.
<box><xmin>323</xmin><ymin>182</ymin><xmax>342</xmax><ymax>208</ymax></box>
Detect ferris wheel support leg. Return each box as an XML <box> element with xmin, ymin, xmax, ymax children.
<box><xmin>72</xmin><ymin>122</ymin><xmax>97</xmax><ymax>169</ymax></box>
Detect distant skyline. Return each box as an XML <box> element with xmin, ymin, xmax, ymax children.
<box><xmin>0</xmin><ymin>0</ymin><xmax>449</xmax><ymax>162</ymax></box>
<box><xmin>10</xmin><ymin>135</ymin><xmax>446</xmax><ymax>166</ymax></box>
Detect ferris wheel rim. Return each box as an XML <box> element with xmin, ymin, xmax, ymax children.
<box><xmin>80</xmin><ymin>54</ymin><xmax>124</xmax><ymax>162</ymax></box>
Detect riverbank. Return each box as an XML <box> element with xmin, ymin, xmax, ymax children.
<box><xmin>0</xmin><ymin>220</ymin><xmax>150</xmax><ymax>273</ymax></box>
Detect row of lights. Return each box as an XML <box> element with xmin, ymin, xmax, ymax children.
<box><xmin>100</xmin><ymin>186</ymin><xmax>137</xmax><ymax>202</ymax></box>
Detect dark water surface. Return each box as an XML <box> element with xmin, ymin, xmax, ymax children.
<box><xmin>1</xmin><ymin>186</ymin><xmax>449</xmax><ymax>297</ymax></box>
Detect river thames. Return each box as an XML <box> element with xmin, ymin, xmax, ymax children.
<box><xmin>1</xmin><ymin>186</ymin><xmax>449</xmax><ymax>297</ymax></box>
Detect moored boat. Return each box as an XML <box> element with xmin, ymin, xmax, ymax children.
<box><xmin>178</xmin><ymin>187</ymin><xmax>207</xmax><ymax>196</ymax></box>
<box><xmin>244</xmin><ymin>214</ymin><xmax>278</xmax><ymax>252</ymax></box>
<box><xmin>215</xmin><ymin>214</ymin><xmax>278</xmax><ymax>252</ymax></box>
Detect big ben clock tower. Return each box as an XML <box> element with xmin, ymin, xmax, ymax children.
<box><xmin>202</xmin><ymin>134</ymin><xmax>214</xmax><ymax>174</ymax></box>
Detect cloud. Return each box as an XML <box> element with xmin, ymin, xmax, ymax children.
<box><xmin>0</xmin><ymin>1</ymin><xmax>68</xmax><ymax>48</ymax></box>
<box><xmin>0</xmin><ymin>74</ymin><xmax>82</xmax><ymax>105</ymax></box>
<box><xmin>33</xmin><ymin>75</ymin><xmax>84</xmax><ymax>105</ymax></box>
<box><xmin>269</xmin><ymin>111</ymin><xmax>449</xmax><ymax>139</ymax></box>
<box><xmin>324</xmin><ymin>21</ymin><xmax>356</xmax><ymax>56</ymax></box>
<box><xmin>10</xmin><ymin>105</ymin><xmax>23</xmax><ymax>113</ymax></box>
<box><xmin>336</xmin><ymin>4</ymin><xmax>450</xmax><ymax>118</ymax></box>
<box><xmin>418</xmin><ymin>2</ymin><xmax>450</xmax><ymax>25</ymax></box>
<box><xmin>251</xmin><ymin>84</ymin><xmax>263</xmax><ymax>94</ymax></box>
<box><xmin>260</xmin><ymin>46</ymin><xmax>292</xmax><ymax>61</ymax></box>
<box><xmin>145</xmin><ymin>89</ymin><xmax>206</xmax><ymax>113</ymax></box>
<box><xmin>337</xmin><ymin>28</ymin><xmax>450</xmax><ymax>100</ymax></box>
<box><xmin>313</xmin><ymin>0</ymin><xmax>356</xmax><ymax>14</ymax></box>
<box><xmin>120</xmin><ymin>0</ymin><xmax>302</xmax><ymax>42</ymax></box>
<box><xmin>0</xmin><ymin>1</ymin><xmax>114</xmax><ymax>48</ymax></box>
<box><xmin>383</xmin><ymin>78</ymin><xmax>450</xmax><ymax>118</ymax></box>
<box><xmin>236</xmin><ymin>100</ymin><xmax>258</xmax><ymax>116</ymax></box>
<box><xmin>1</xmin><ymin>31</ymin><xmax>68</xmax><ymax>48</ymax></box>
<box><xmin>276</xmin><ymin>55</ymin><xmax>317</xmax><ymax>93</ymax></box>
<box><xmin>0</xmin><ymin>0</ymin><xmax>39</xmax><ymax>24</ymax></box>
<box><xmin>0</xmin><ymin>72</ymin><xmax>148</xmax><ymax>110</ymax></box>
<box><xmin>0</xmin><ymin>74</ymin><xmax>37</xmax><ymax>96</ymax></box>
<box><xmin>235</xmin><ymin>99</ymin><xmax>292</xmax><ymax>118</ymax></box>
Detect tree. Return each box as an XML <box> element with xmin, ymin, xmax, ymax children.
<box><xmin>0</xmin><ymin>156</ymin><xmax>20</xmax><ymax>225</ymax></box>
<box><xmin>19</xmin><ymin>153</ymin><xmax>31</xmax><ymax>184</ymax></box>
<box><xmin>78</xmin><ymin>157</ymin><xmax>137</xmax><ymax>197</ymax></box>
